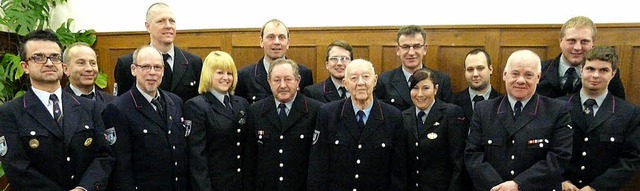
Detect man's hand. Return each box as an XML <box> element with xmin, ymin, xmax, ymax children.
<box><xmin>490</xmin><ymin>180</ymin><xmax>519</xmax><ymax>191</ymax></box>
<box><xmin>562</xmin><ymin>181</ymin><xmax>579</xmax><ymax>191</ymax></box>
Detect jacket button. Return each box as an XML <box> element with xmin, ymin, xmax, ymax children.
<box><xmin>581</xmin><ymin>166</ymin><xmax>585</xmax><ymax>170</ymax></box>
<box><xmin>143</xmin><ymin>129</ymin><xmax>148</xmax><ymax>134</ymax></box>
<box><xmin>279</xmin><ymin>177</ymin><xmax>283</xmax><ymax>181</ymax></box>
<box><xmin>487</xmin><ymin>140</ymin><xmax>493</xmax><ymax>144</ymax></box>
<box><xmin>510</xmin><ymin>170</ymin><xmax>514</xmax><ymax>175</ymax></box>
<box><xmin>358</xmin><ymin>144</ymin><xmax>362</xmax><ymax>149</ymax></box>
<box><xmin>279</xmin><ymin>149</ymin><xmax>283</xmax><ymax>153</ymax></box>
<box><xmin>582</xmin><ymin>151</ymin><xmax>587</xmax><ymax>156</ymax></box>
<box><xmin>279</xmin><ymin>163</ymin><xmax>284</xmax><ymax>167</ymax></box>
<box><xmin>584</xmin><ymin>137</ymin><xmax>589</xmax><ymax>142</ymax></box>
<box><xmin>354</xmin><ymin>174</ymin><xmax>359</xmax><ymax>179</ymax></box>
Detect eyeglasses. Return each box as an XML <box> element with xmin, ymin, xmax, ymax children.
<box><xmin>399</xmin><ymin>44</ymin><xmax>425</xmax><ymax>51</ymax></box>
<box><xmin>134</xmin><ymin>64</ymin><xmax>164</xmax><ymax>72</ymax></box>
<box><xmin>25</xmin><ymin>54</ymin><xmax>63</xmax><ymax>64</ymax></box>
<box><xmin>328</xmin><ymin>56</ymin><xmax>352</xmax><ymax>63</ymax></box>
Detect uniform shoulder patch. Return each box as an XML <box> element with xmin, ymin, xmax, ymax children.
<box><xmin>104</xmin><ymin>127</ymin><xmax>117</xmax><ymax>145</ymax></box>
<box><xmin>312</xmin><ymin>130</ymin><xmax>320</xmax><ymax>145</ymax></box>
<box><xmin>0</xmin><ymin>136</ymin><xmax>7</xmax><ymax>156</ymax></box>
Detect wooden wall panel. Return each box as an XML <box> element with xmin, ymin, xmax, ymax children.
<box><xmin>437</xmin><ymin>46</ymin><xmax>483</xmax><ymax>93</ymax></box>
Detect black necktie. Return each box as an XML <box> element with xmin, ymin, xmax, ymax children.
<box><xmin>338</xmin><ymin>86</ymin><xmax>347</xmax><ymax>99</ymax></box>
<box><xmin>417</xmin><ymin>111</ymin><xmax>426</xmax><ymax>133</ymax></box>
<box><xmin>49</xmin><ymin>94</ymin><xmax>63</xmax><ymax>128</ymax></box>
<box><xmin>80</xmin><ymin>92</ymin><xmax>95</xmax><ymax>100</ymax></box>
<box><xmin>278</xmin><ymin>103</ymin><xmax>287</xmax><ymax>127</ymax></box>
<box><xmin>224</xmin><ymin>95</ymin><xmax>233</xmax><ymax>113</ymax></box>
<box><xmin>563</xmin><ymin>68</ymin><xmax>576</xmax><ymax>94</ymax></box>
<box><xmin>161</xmin><ymin>53</ymin><xmax>173</xmax><ymax>91</ymax></box>
<box><xmin>583</xmin><ymin>99</ymin><xmax>597</xmax><ymax>120</ymax></box>
<box><xmin>472</xmin><ymin>95</ymin><xmax>484</xmax><ymax>108</ymax></box>
<box><xmin>514</xmin><ymin>101</ymin><xmax>522</xmax><ymax>120</ymax></box>
<box><xmin>151</xmin><ymin>97</ymin><xmax>165</xmax><ymax>120</ymax></box>
<box><xmin>357</xmin><ymin>110</ymin><xmax>366</xmax><ymax>128</ymax></box>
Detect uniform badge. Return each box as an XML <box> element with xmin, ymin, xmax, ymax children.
<box><xmin>0</xmin><ymin>136</ymin><xmax>7</xmax><ymax>156</ymax></box>
<box><xmin>183</xmin><ymin>120</ymin><xmax>192</xmax><ymax>137</ymax></box>
<box><xmin>238</xmin><ymin>118</ymin><xmax>246</xmax><ymax>125</ymax></box>
<box><xmin>427</xmin><ymin>132</ymin><xmax>438</xmax><ymax>140</ymax></box>
<box><xmin>312</xmin><ymin>130</ymin><xmax>320</xmax><ymax>145</ymax></box>
<box><xmin>104</xmin><ymin>127</ymin><xmax>117</xmax><ymax>145</ymax></box>
<box><xmin>84</xmin><ymin>138</ymin><xmax>93</xmax><ymax>147</ymax></box>
<box><xmin>29</xmin><ymin>138</ymin><xmax>39</xmax><ymax>149</ymax></box>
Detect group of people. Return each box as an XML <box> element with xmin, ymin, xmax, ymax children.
<box><xmin>0</xmin><ymin>2</ymin><xmax>638</xmax><ymax>191</ymax></box>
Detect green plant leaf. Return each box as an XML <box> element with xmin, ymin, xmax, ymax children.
<box><xmin>95</xmin><ymin>71</ymin><xmax>108</xmax><ymax>89</ymax></box>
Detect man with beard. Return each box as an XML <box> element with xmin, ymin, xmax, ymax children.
<box><xmin>537</xmin><ymin>16</ymin><xmax>625</xmax><ymax>99</ymax></box>
<box><xmin>236</xmin><ymin>19</ymin><xmax>314</xmax><ymax>104</ymax></box>
<box><xmin>303</xmin><ymin>40</ymin><xmax>353</xmax><ymax>103</ymax></box>
<box><xmin>453</xmin><ymin>49</ymin><xmax>501</xmax><ymax>121</ymax></box>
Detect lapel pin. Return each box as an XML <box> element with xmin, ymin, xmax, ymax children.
<box><xmin>433</xmin><ymin>122</ymin><xmax>440</xmax><ymax>126</ymax></box>
<box><xmin>29</xmin><ymin>139</ymin><xmax>39</xmax><ymax>149</ymax></box>
<box><xmin>427</xmin><ymin>132</ymin><xmax>438</xmax><ymax>140</ymax></box>
<box><xmin>84</xmin><ymin>138</ymin><xmax>93</xmax><ymax>147</ymax></box>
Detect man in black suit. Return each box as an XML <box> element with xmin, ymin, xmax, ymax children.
<box><xmin>0</xmin><ymin>29</ymin><xmax>113</xmax><ymax>191</ymax></box>
<box><xmin>244</xmin><ymin>59</ymin><xmax>323</xmax><ymax>191</ymax></box>
<box><xmin>561</xmin><ymin>46</ymin><xmax>640</xmax><ymax>191</ymax></box>
<box><xmin>63</xmin><ymin>42</ymin><xmax>115</xmax><ymax>110</ymax></box>
<box><xmin>453</xmin><ymin>49</ymin><xmax>501</xmax><ymax>121</ymax></box>
<box><xmin>103</xmin><ymin>46</ymin><xmax>189</xmax><ymax>190</ymax></box>
<box><xmin>303</xmin><ymin>40</ymin><xmax>352</xmax><ymax>103</ymax></box>
<box><xmin>538</xmin><ymin>16</ymin><xmax>625</xmax><ymax>99</ymax></box>
<box><xmin>375</xmin><ymin>25</ymin><xmax>453</xmax><ymax>111</ymax></box>
<box><xmin>465</xmin><ymin>50</ymin><xmax>573</xmax><ymax>191</ymax></box>
<box><xmin>113</xmin><ymin>2</ymin><xmax>202</xmax><ymax>102</ymax></box>
<box><xmin>235</xmin><ymin>19</ymin><xmax>313</xmax><ymax>104</ymax></box>
<box><xmin>308</xmin><ymin>59</ymin><xmax>407</xmax><ymax>191</ymax></box>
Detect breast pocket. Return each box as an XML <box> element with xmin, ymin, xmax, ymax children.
<box><xmin>131</xmin><ymin>126</ymin><xmax>161</xmax><ymax>153</ymax></box>
<box><xmin>74</xmin><ymin>124</ymin><xmax>96</xmax><ymax>150</ymax></box>
<box><xmin>19</xmin><ymin>128</ymin><xmax>52</xmax><ymax>156</ymax></box>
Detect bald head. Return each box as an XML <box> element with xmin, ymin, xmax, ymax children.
<box><xmin>504</xmin><ymin>50</ymin><xmax>541</xmax><ymax>74</ymax></box>
<box><xmin>503</xmin><ymin>50</ymin><xmax>541</xmax><ymax>100</ymax></box>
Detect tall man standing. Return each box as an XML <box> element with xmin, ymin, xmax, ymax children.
<box><xmin>114</xmin><ymin>2</ymin><xmax>202</xmax><ymax>102</ymax></box>
<box><xmin>308</xmin><ymin>59</ymin><xmax>407</xmax><ymax>191</ymax></box>
<box><xmin>236</xmin><ymin>19</ymin><xmax>313</xmax><ymax>104</ymax></box>
<box><xmin>104</xmin><ymin>46</ymin><xmax>189</xmax><ymax>191</ymax></box>
<box><xmin>465</xmin><ymin>50</ymin><xmax>573</xmax><ymax>191</ymax></box>
<box><xmin>63</xmin><ymin>42</ymin><xmax>116</xmax><ymax>110</ymax></box>
<box><xmin>0</xmin><ymin>29</ymin><xmax>113</xmax><ymax>191</ymax></box>
<box><xmin>452</xmin><ymin>49</ymin><xmax>501</xmax><ymax>121</ymax></box>
<box><xmin>538</xmin><ymin>16</ymin><xmax>625</xmax><ymax>99</ymax></box>
<box><xmin>244</xmin><ymin>59</ymin><xmax>323</xmax><ymax>191</ymax></box>
<box><xmin>303</xmin><ymin>40</ymin><xmax>353</xmax><ymax>103</ymax></box>
<box><xmin>561</xmin><ymin>46</ymin><xmax>640</xmax><ymax>191</ymax></box>
<box><xmin>375</xmin><ymin>25</ymin><xmax>453</xmax><ymax>111</ymax></box>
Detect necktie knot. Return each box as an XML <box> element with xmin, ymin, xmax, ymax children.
<box><xmin>514</xmin><ymin>101</ymin><xmax>523</xmax><ymax>120</ymax></box>
<box><xmin>357</xmin><ymin>110</ymin><xmax>366</xmax><ymax>128</ymax></box>
<box><xmin>80</xmin><ymin>92</ymin><xmax>95</xmax><ymax>99</ymax></box>
<box><xmin>338</xmin><ymin>86</ymin><xmax>347</xmax><ymax>99</ymax></box>
<box><xmin>417</xmin><ymin>111</ymin><xmax>426</xmax><ymax>124</ymax></box>
<box><xmin>473</xmin><ymin>95</ymin><xmax>485</xmax><ymax>102</ymax></box>
<box><xmin>49</xmin><ymin>94</ymin><xmax>59</xmax><ymax>102</ymax></box>
<box><xmin>162</xmin><ymin>53</ymin><xmax>171</xmax><ymax>62</ymax></box>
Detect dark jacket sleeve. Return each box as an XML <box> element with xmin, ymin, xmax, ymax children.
<box><xmin>447</xmin><ymin>105</ymin><xmax>471</xmax><ymax>191</ymax></box>
<box><xmin>102</xmin><ymin>103</ymin><xmax>135</xmax><ymax>190</ymax></box>
<box><xmin>608</xmin><ymin>70</ymin><xmax>626</xmax><ymax>100</ymax></box>
<box><xmin>78</xmin><ymin>101</ymin><xmax>115</xmax><ymax>191</ymax></box>
<box><xmin>464</xmin><ymin>103</ymin><xmax>504</xmax><ymax>190</ymax></box>
<box><xmin>184</xmin><ymin>98</ymin><xmax>212</xmax><ymax>191</ymax></box>
<box><xmin>307</xmin><ymin>105</ymin><xmax>330</xmax><ymax>191</ymax></box>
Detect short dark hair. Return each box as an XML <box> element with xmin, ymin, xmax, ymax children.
<box><xmin>409</xmin><ymin>68</ymin><xmax>438</xmax><ymax>90</ymax></box>
<box><xmin>397</xmin><ymin>25</ymin><xmax>426</xmax><ymax>44</ymax></box>
<box><xmin>326</xmin><ymin>40</ymin><xmax>354</xmax><ymax>61</ymax></box>
<box><xmin>19</xmin><ymin>29</ymin><xmax>62</xmax><ymax>60</ymax></box>
<box><xmin>464</xmin><ymin>49</ymin><xmax>491</xmax><ymax>67</ymax></box>
<box><xmin>582</xmin><ymin>46</ymin><xmax>618</xmax><ymax>71</ymax></box>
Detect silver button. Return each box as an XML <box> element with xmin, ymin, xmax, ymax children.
<box><xmin>415</xmin><ymin>142</ymin><xmax>419</xmax><ymax>147</ymax></box>
<box><xmin>237</xmin><ymin>142</ymin><xmax>241</xmax><ymax>146</ymax></box>
<box><xmin>416</xmin><ymin>170</ymin><xmax>419</xmax><ymax>174</ymax></box>
<box><xmin>237</xmin><ymin>155</ymin><xmax>241</xmax><ymax>159</ymax></box>
<box><xmin>237</xmin><ymin>129</ymin><xmax>241</xmax><ymax>133</ymax></box>
<box><xmin>511</xmin><ymin>140</ymin><xmax>515</xmax><ymax>144</ymax></box>
<box><xmin>415</xmin><ymin>156</ymin><xmax>419</xmax><ymax>160</ymax></box>
<box><xmin>358</xmin><ymin>144</ymin><xmax>362</xmax><ymax>149</ymax></box>
<box><xmin>581</xmin><ymin>166</ymin><xmax>585</xmax><ymax>170</ymax></box>
<box><xmin>67</xmin><ymin>157</ymin><xmax>71</xmax><ymax>161</ymax></box>
<box><xmin>71</xmin><ymin>175</ymin><xmax>74</xmax><ymax>179</ymax></box>
<box><xmin>510</xmin><ymin>170</ymin><xmax>514</xmax><ymax>175</ymax></box>
<box><xmin>610</xmin><ymin>137</ymin><xmax>615</xmax><ymax>142</ymax></box>
<box><xmin>279</xmin><ymin>149</ymin><xmax>283</xmax><ymax>153</ymax></box>
<box><xmin>335</xmin><ymin>140</ymin><xmax>340</xmax><ymax>144</ymax></box>
<box><xmin>279</xmin><ymin>177</ymin><xmax>283</xmax><ymax>181</ymax></box>
<box><xmin>584</xmin><ymin>137</ymin><xmax>589</xmax><ymax>142</ymax></box>
<box><xmin>252</xmin><ymin>96</ymin><xmax>256</xmax><ymax>100</ymax></box>
<box><xmin>168</xmin><ymin>130</ymin><xmax>171</xmax><ymax>134</ymax></box>
<box><xmin>511</xmin><ymin>155</ymin><xmax>515</xmax><ymax>160</ymax></box>
<box><xmin>143</xmin><ymin>129</ymin><xmax>148</xmax><ymax>133</ymax></box>
<box><xmin>172</xmin><ymin>146</ymin><xmax>176</xmax><ymax>150</ymax></box>
<box><xmin>258</xmin><ymin>135</ymin><xmax>262</xmax><ymax>139</ymax></box>
<box><xmin>487</xmin><ymin>140</ymin><xmax>493</xmax><ymax>144</ymax></box>
<box><xmin>390</xmin><ymin>98</ymin><xmax>395</xmax><ymax>103</ymax></box>
<box><xmin>84</xmin><ymin>125</ymin><xmax>89</xmax><ymax>129</ymax></box>
<box><xmin>381</xmin><ymin>143</ymin><xmax>386</xmax><ymax>148</ymax></box>
<box><xmin>300</xmin><ymin>134</ymin><xmax>305</xmax><ymax>139</ymax></box>
<box><xmin>280</xmin><ymin>135</ymin><xmax>284</xmax><ymax>139</ymax></box>
<box><xmin>582</xmin><ymin>152</ymin><xmax>587</xmax><ymax>156</ymax></box>
<box><xmin>279</xmin><ymin>163</ymin><xmax>284</xmax><ymax>167</ymax></box>
<box><xmin>30</xmin><ymin>131</ymin><xmax>36</xmax><ymax>136</ymax></box>
<box><xmin>416</xmin><ymin>183</ymin><xmax>419</xmax><ymax>187</ymax></box>
<box><xmin>578</xmin><ymin>180</ymin><xmax>583</xmax><ymax>184</ymax></box>
<box><xmin>237</xmin><ymin>168</ymin><xmax>241</xmax><ymax>172</ymax></box>
<box><xmin>174</xmin><ymin>162</ymin><xmax>178</xmax><ymax>166</ymax></box>
<box><xmin>175</xmin><ymin>177</ymin><xmax>178</xmax><ymax>181</ymax></box>
<box><xmin>354</xmin><ymin>174</ymin><xmax>359</xmax><ymax>179</ymax></box>
<box><xmin>539</xmin><ymin>143</ymin><xmax>544</xmax><ymax>147</ymax></box>
<box><xmin>353</xmin><ymin>189</ymin><xmax>357</xmax><ymax>191</ymax></box>
<box><xmin>356</xmin><ymin>159</ymin><xmax>361</xmax><ymax>164</ymax></box>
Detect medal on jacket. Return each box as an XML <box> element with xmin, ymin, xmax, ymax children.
<box><xmin>238</xmin><ymin>110</ymin><xmax>246</xmax><ymax>125</ymax></box>
<box><xmin>84</xmin><ymin>138</ymin><xmax>93</xmax><ymax>147</ymax></box>
<box><xmin>29</xmin><ymin>138</ymin><xmax>39</xmax><ymax>149</ymax></box>
<box><xmin>427</xmin><ymin>132</ymin><xmax>438</xmax><ymax>140</ymax></box>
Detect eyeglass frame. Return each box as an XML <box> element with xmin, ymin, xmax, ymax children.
<box><xmin>328</xmin><ymin>56</ymin><xmax>352</xmax><ymax>63</ymax></box>
<box><xmin>24</xmin><ymin>54</ymin><xmax>63</xmax><ymax>64</ymax></box>
<box><xmin>398</xmin><ymin>44</ymin><xmax>426</xmax><ymax>51</ymax></box>
<box><xmin>133</xmin><ymin>64</ymin><xmax>164</xmax><ymax>72</ymax></box>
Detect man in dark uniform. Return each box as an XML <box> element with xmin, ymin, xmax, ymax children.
<box><xmin>303</xmin><ymin>40</ymin><xmax>353</xmax><ymax>103</ymax></box>
<box><xmin>103</xmin><ymin>46</ymin><xmax>189</xmax><ymax>190</ymax></box>
<box><xmin>235</xmin><ymin>19</ymin><xmax>313</xmax><ymax>104</ymax></box>
<box><xmin>244</xmin><ymin>59</ymin><xmax>323</xmax><ymax>191</ymax></box>
<box><xmin>375</xmin><ymin>25</ymin><xmax>453</xmax><ymax>111</ymax></box>
<box><xmin>0</xmin><ymin>29</ymin><xmax>113</xmax><ymax>191</ymax></box>
<box><xmin>538</xmin><ymin>16</ymin><xmax>625</xmax><ymax>99</ymax></box>
<box><xmin>63</xmin><ymin>42</ymin><xmax>115</xmax><ymax>110</ymax></box>
<box><xmin>453</xmin><ymin>49</ymin><xmax>501</xmax><ymax>121</ymax></box>
<box><xmin>465</xmin><ymin>50</ymin><xmax>573</xmax><ymax>191</ymax></box>
<box><xmin>561</xmin><ymin>46</ymin><xmax>640</xmax><ymax>191</ymax></box>
<box><xmin>114</xmin><ymin>2</ymin><xmax>202</xmax><ymax>102</ymax></box>
<box><xmin>308</xmin><ymin>59</ymin><xmax>407</xmax><ymax>191</ymax></box>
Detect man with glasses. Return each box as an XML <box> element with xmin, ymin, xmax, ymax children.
<box><xmin>114</xmin><ymin>2</ymin><xmax>203</xmax><ymax>102</ymax></box>
<box><xmin>235</xmin><ymin>19</ymin><xmax>314</xmax><ymax>104</ymax></box>
<box><xmin>374</xmin><ymin>25</ymin><xmax>453</xmax><ymax>111</ymax></box>
<box><xmin>103</xmin><ymin>46</ymin><xmax>190</xmax><ymax>190</ymax></box>
<box><xmin>303</xmin><ymin>40</ymin><xmax>353</xmax><ymax>103</ymax></box>
<box><xmin>0</xmin><ymin>29</ymin><xmax>113</xmax><ymax>191</ymax></box>
<box><xmin>63</xmin><ymin>42</ymin><xmax>115</xmax><ymax>111</ymax></box>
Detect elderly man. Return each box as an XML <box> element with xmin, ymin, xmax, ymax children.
<box><xmin>465</xmin><ymin>50</ymin><xmax>573</xmax><ymax>191</ymax></box>
<box><xmin>104</xmin><ymin>46</ymin><xmax>189</xmax><ymax>190</ymax></box>
<box><xmin>244</xmin><ymin>58</ymin><xmax>323</xmax><ymax>191</ymax></box>
<box><xmin>308</xmin><ymin>59</ymin><xmax>407</xmax><ymax>191</ymax></box>
<box><xmin>63</xmin><ymin>42</ymin><xmax>115</xmax><ymax>110</ymax></box>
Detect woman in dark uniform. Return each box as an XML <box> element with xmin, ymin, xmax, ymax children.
<box><xmin>184</xmin><ymin>51</ymin><xmax>250</xmax><ymax>191</ymax></box>
<box><xmin>404</xmin><ymin>68</ymin><xmax>471</xmax><ymax>191</ymax></box>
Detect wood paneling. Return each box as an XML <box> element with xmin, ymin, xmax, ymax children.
<box><xmin>90</xmin><ymin>23</ymin><xmax>640</xmax><ymax>191</ymax></box>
